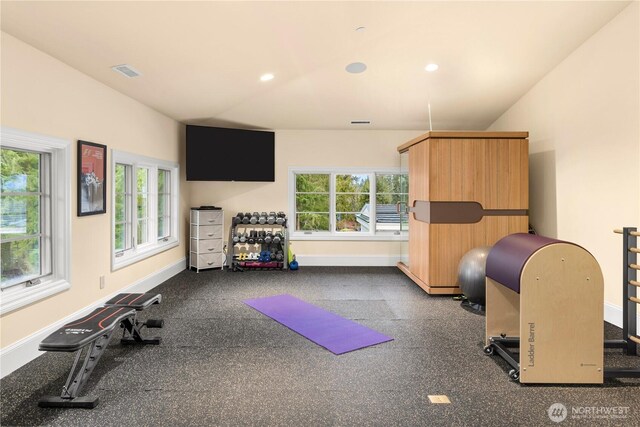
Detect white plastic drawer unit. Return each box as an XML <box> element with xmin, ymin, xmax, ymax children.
<box><xmin>189</xmin><ymin>208</ymin><xmax>224</xmax><ymax>272</ymax></box>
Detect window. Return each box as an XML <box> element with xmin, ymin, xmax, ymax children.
<box><xmin>157</xmin><ymin>169</ymin><xmax>171</xmax><ymax>239</ymax></box>
<box><xmin>1</xmin><ymin>148</ymin><xmax>50</xmax><ymax>288</ymax></box>
<box><xmin>374</xmin><ymin>173</ymin><xmax>409</xmax><ymax>233</ymax></box>
<box><xmin>114</xmin><ymin>164</ymin><xmax>132</xmax><ymax>252</ymax></box>
<box><xmin>112</xmin><ymin>150</ymin><xmax>179</xmax><ymax>270</ymax></box>
<box><xmin>0</xmin><ymin>127</ymin><xmax>71</xmax><ymax>315</ymax></box>
<box><xmin>136</xmin><ymin>167</ymin><xmax>150</xmax><ymax>245</ymax></box>
<box><xmin>289</xmin><ymin>168</ymin><xmax>408</xmax><ymax>240</ymax></box>
<box><xmin>294</xmin><ymin>173</ymin><xmax>330</xmax><ymax>232</ymax></box>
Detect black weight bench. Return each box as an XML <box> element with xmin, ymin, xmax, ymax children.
<box><xmin>38</xmin><ymin>293</ymin><xmax>162</xmax><ymax>409</ymax></box>
<box><xmin>104</xmin><ymin>292</ymin><xmax>163</xmax><ymax>345</ymax></box>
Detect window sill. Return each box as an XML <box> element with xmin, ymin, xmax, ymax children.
<box><xmin>112</xmin><ymin>238</ymin><xmax>179</xmax><ymax>271</ymax></box>
<box><xmin>290</xmin><ymin>233</ymin><xmax>408</xmax><ymax>242</ymax></box>
<box><xmin>0</xmin><ymin>278</ymin><xmax>71</xmax><ymax>316</ymax></box>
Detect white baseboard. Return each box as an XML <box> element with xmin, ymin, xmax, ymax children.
<box><xmin>296</xmin><ymin>254</ymin><xmax>408</xmax><ymax>267</ymax></box>
<box><xmin>604</xmin><ymin>301</ymin><xmax>640</xmax><ymax>329</ymax></box>
<box><xmin>0</xmin><ymin>257</ymin><xmax>186</xmax><ymax>378</ymax></box>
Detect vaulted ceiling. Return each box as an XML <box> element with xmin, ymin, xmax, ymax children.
<box><xmin>1</xmin><ymin>1</ymin><xmax>631</xmax><ymax>130</ymax></box>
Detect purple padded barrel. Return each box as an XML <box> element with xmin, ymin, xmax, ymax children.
<box><xmin>485</xmin><ymin>233</ymin><xmax>564</xmax><ymax>294</ymax></box>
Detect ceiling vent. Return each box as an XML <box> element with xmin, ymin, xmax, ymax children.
<box><xmin>111</xmin><ymin>64</ymin><xmax>142</xmax><ymax>78</ymax></box>
<box><xmin>350</xmin><ymin>120</ymin><xmax>371</xmax><ymax>125</ymax></box>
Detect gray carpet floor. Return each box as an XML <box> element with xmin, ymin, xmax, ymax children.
<box><xmin>1</xmin><ymin>267</ymin><xmax>639</xmax><ymax>426</ymax></box>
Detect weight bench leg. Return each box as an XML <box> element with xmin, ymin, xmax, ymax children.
<box><xmin>39</xmin><ymin>329</ymin><xmax>116</xmax><ymax>409</ymax></box>
<box><xmin>120</xmin><ymin>317</ymin><xmax>161</xmax><ymax>345</ymax></box>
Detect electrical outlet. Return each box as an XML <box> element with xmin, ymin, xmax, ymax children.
<box><xmin>99</xmin><ymin>276</ymin><xmax>105</xmax><ymax>289</ymax></box>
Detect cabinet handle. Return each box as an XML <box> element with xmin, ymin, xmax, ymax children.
<box><xmin>207</xmin><ymin>261</ymin><xmax>213</xmax><ymax>265</ymax></box>
<box><xmin>208</xmin><ymin>248</ymin><xmax>214</xmax><ymax>251</ymax></box>
<box><xmin>208</xmin><ymin>219</ymin><xmax>214</xmax><ymax>223</ymax></box>
<box><xmin>207</xmin><ymin>233</ymin><xmax>214</xmax><ymax>237</ymax></box>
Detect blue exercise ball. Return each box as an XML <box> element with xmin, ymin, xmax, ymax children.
<box><xmin>457</xmin><ymin>246</ymin><xmax>492</xmax><ymax>305</ymax></box>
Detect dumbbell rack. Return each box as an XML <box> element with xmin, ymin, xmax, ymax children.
<box><xmin>227</xmin><ymin>221</ymin><xmax>289</xmax><ymax>271</ymax></box>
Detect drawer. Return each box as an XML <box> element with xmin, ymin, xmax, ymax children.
<box><xmin>191</xmin><ymin>210</ymin><xmax>223</xmax><ymax>225</ymax></box>
<box><xmin>191</xmin><ymin>225</ymin><xmax>223</xmax><ymax>239</ymax></box>
<box><xmin>192</xmin><ymin>252</ymin><xmax>224</xmax><ymax>269</ymax></box>
<box><xmin>191</xmin><ymin>238</ymin><xmax>222</xmax><ymax>254</ymax></box>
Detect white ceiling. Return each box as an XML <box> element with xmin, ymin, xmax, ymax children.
<box><xmin>1</xmin><ymin>1</ymin><xmax>631</xmax><ymax>130</ymax></box>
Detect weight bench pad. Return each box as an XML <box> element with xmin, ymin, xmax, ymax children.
<box><xmin>39</xmin><ymin>307</ymin><xmax>136</xmax><ymax>352</ymax></box>
<box><xmin>104</xmin><ymin>293</ymin><xmax>161</xmax><ymax>310</ymax></box>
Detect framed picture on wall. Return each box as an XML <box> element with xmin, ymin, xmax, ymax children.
<box><xmin>77</xmin><ymin>140</ymin><xmax>107</xmax><ymax>216</ymax></box>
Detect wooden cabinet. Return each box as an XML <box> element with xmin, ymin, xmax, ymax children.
<box><xmin>397</xmin><ymin>131</ymin><xmax>529</xmax><ymax>294</ymax></box>
<box><xmin>189</xmin><ymin>208</ymin><xmax>224</xmax><ymax>272</ymax></box>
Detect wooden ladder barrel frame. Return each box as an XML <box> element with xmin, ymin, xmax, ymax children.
<box><xmin>485</xmin><ymin>230</ymin><xmax>640</xmax><ymax>384</ymax></box>
<box><xmin>485</xmin><ymin>236</ymin><xmax>605</xmax><ymax>384</ymax></box>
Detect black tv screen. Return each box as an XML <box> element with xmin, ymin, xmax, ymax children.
<box><xmin>186</xmin><ymin>125</ymin><xmax>275</xmax><ymax>182</ymax></box>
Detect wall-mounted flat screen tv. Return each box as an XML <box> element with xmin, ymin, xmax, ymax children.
<box><xmin>186</xmin><ymin>125</ymin><xmax>275</xmax><ymax>182</ymax></box>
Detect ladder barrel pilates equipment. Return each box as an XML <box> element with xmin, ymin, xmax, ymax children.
<box><xmin>483</xmin><ymin>232</ymin><xmax>640</xmax><ymax>383</ymax></box>
<box><xmin>484</xmin><ymin>233</ymin><xmax>605</xmax><ymax>383</ymax></box>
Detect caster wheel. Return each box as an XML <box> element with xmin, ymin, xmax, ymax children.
<box><xmin>508</xmin><ymin>369</ymin><xmax>520</xmax><ymax>381</ymax></box>
<box><xmin>483</xmin><ymin>345</ymin><xmax>494</xmax><ymax>355</ymax></box>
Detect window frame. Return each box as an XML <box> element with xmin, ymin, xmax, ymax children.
<box><xmin>288</xmin><ymin>167</ymin><xmax>408</xmax><ymax>241</ymax></box>
<box><xmin>0</xmin><ymin>127</ymin><xmax>71</xmax><ymax>315</ymax></box>
<box><xmin>157</xmin><ymin>168</ymin><xmax>171</xmax><ymax>240</ymax></box>
<box><xmin>111</xmin><ymin>150</ymin><xmax>179</xmax><ymax>271</ymax></box>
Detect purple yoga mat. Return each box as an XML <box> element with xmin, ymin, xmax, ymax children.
<box><xmin>244</xmin><ymin>294</ymin><xmax>393</xmax><ymax>355</ymax></box>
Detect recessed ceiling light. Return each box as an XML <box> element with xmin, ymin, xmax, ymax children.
<box><xmin>346</xmin><ymin>62</ymin><xmax>367</xmax><ymax>74</ymax></box>
<box><xmin>260</xmin><ymin>73</ymin><xmax>274</xmax><ymax>82</ymax></box>
<box><xmin>111</xmin><ymin>64</ymin><xmax>142</xmax><ymax>78</ymax></box>
<box><xmin>425</xmin><ymin>63</ymin><xmax>439</xmax><ymax>72</ymax></box>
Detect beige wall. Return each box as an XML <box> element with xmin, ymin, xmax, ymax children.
<box><xmin>188</xmin><ymin>129</ymin><xmax>422</xmax><ymax>257</ymax></box>
<box><xmin>488</xmin><ymin>3</ymin><xmax>640</xmax><ymax>309</ymax></box>
<box><xmin>0</xmin><ymin>33</ymin><xmax>189</xmax><ymax>348</ymax></box>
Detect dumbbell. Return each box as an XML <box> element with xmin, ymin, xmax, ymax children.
<box><xmin>242</xmin><ymin>212</ymin><xmax>251</xmax><ymax>224</ymax></box>
<box><xmin>250</xmin><ymin>212</ymin><xmax>259</xmax><ymax>225</ymax></box>
<box><xmin>267</xmin><ymin>212</ymin><xmax>276</xmax><ymax>225</ymax></box>
<box><xmin>276</xmin><ymin>212</ymin><xmax>286</xmax><ymax>225</ymax></box>
<box><xmin>270</xmin><ymin>249</ymin><xmax>276</xmax><ymax>261</ymax></box>
<box><xmin>239</xmin><ymin>232</ymin><xmax>247</xmax><ymax>244</ymax></box>
<box><xmin>259</xmin><ymin>212</ymin><xmax>268</xmax><ymax>225</ymax></box>
<box><xmin>248</xmin><ymin>230</ymin><xmax>257</xmax><ymax>245</ymax></box>
<box><xmin>275</xmin><ymin>250</ymin><xmax>284</xmax><ymax>261</ymax></box>
<box><xmin>273</xmin><ymin>232</ymin><xmax>283</xmax><ymax>244</ymax></box>
<box><xmin>257</xmin><ymin>231</ymin><xmax>265</xmax><ymax>244</ymax></box>
<box><xmin>264</xmin><ymin>232</ymin><xmax>273</xmax><ymax>244</ymax></box>
<box><xmin>232</xmin><ymin>231</ymin><xmax>241</xmax><ymax>244</ymax></box>
<box><xmin>233</xmin><ymin>212</ymin><xmax>243</xmax><ymax>225</ymax></box>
